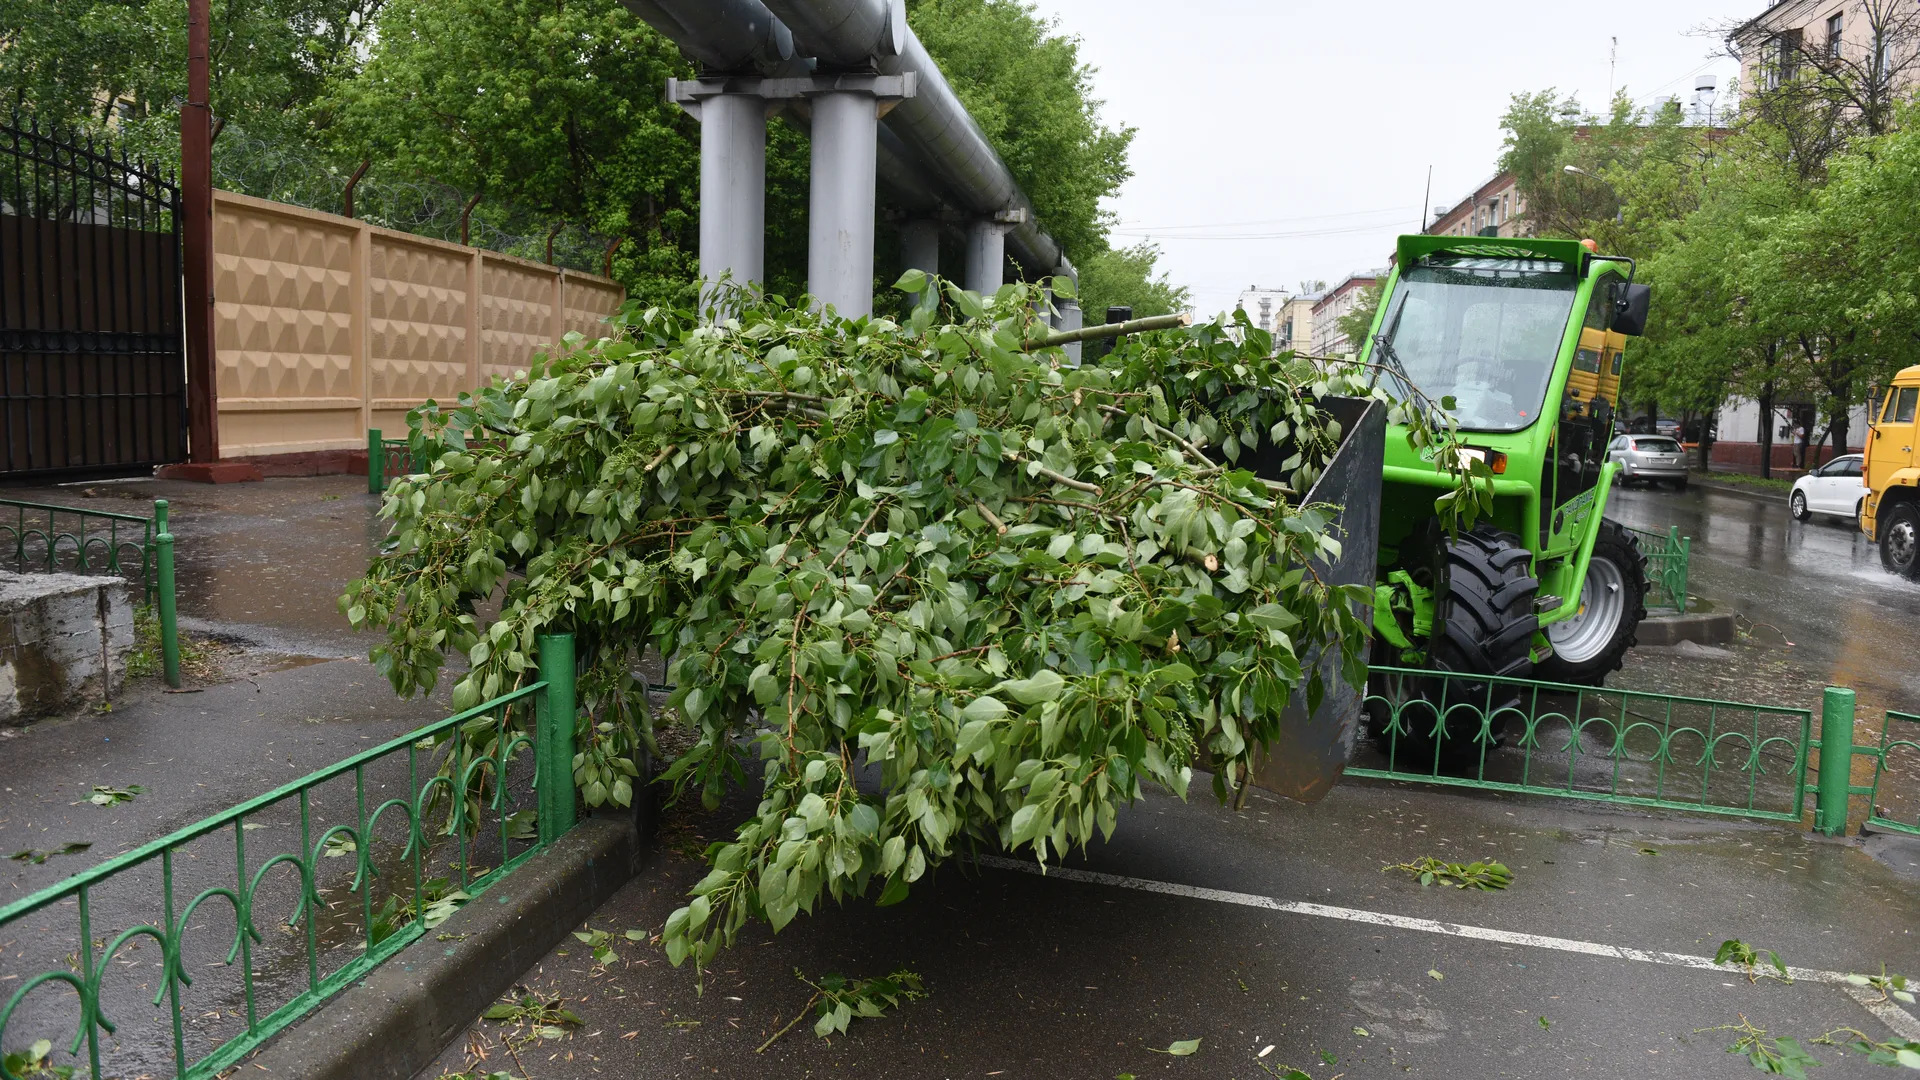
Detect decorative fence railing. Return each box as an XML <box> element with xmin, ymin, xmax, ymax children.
<box><xmin>1350</xmin><ymin>666</ymin><xmax>1812</xmax><ymax>823</ymax></box>
<box><xmin>0</xmin><ymin>496</ymin><xmax>179</xmax><ymax>686</ymax></box>
<box><xmin>1625</xmin><ymin>524</ymin><xmax>1690</xmax><ymax>613</ymax></box>
<box><xmin>1858</xmin><ymin>707</ymin><xmax>1920</xmax><ymax>838</ymax></box>
<box><xmin>0</xmin><ymin>633</ymin><xmax>579</xmax><ymax>1080</ymax></box>
<box><xmin>365</xmin><ymin>429</ymin><xmax>418</xmax><ymax>495</ymax></box>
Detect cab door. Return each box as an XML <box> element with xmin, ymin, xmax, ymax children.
<box><xmin>1868</xmin><ymin>385</ymin><xmax>1919</xmax><ymax>534</ymax></box>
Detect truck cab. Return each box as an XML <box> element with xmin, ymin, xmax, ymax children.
<box><xmin>1865</xmin><ymin>364</ymin><xmax>1920</xmax><ymax>577</ymax></box>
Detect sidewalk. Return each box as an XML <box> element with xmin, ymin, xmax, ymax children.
<box><xmin>0</xmin><ymin>474</ymin><xmax>455</xmax><ymax>898</ymax></box>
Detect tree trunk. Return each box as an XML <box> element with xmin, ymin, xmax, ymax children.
<box><xmin>1758</xmin><ymin>388</ymin><xmax>1776</xmax><ymax>480</ymax></box>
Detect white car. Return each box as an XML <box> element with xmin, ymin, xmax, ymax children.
<box><xmin>1790</xmin><ymin>454</ymin><xmax>1867</xmax><ymax>525</ymax></box>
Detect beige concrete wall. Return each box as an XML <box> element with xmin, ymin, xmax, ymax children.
<box><xmin>212</xmin><ymin>190</ymin><xmax>625</xmax><ymax>458</ymax></box>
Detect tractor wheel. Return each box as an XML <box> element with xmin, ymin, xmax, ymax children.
<box><xmin>1882</xmin><ymin>501</ymin><xmax>1920</xmax><ymax>579</ymax></box>
<box><xmin>1537</xmin><ymin>520</ymin><xmax>1648</xmax><ymax>686</ymax></box>
<box><xmin>1395</xmin><ymin>527</ymin><xmax>1539</xmax><ymax>762</ymax></box>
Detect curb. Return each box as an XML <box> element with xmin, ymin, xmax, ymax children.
<box><xmin>1638</xmin><ymin>611</ymin><xmax>1737</xmax><ymax>647</ymax></box>
<box><xmin>245</xmin><ymin>813</ymin><xmax>641</xmax><ymax>1080</ymax></box>
<box><xmin>1689</xmin><ymin>474</ymin><xmax>1788</xmax><ymax>505</ymax></box>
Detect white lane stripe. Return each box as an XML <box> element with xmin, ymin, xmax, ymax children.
<box><xmin>975</xmin><ymin>855</ymin><xmax>1920</xmax><ymax>1041</ymax></box>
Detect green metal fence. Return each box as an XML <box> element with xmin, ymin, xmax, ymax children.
<box><xmin>1861</xmin><ymin>708</ymin><xmax>1920</xmax><ymax>837</ymax></box>
<box><xmin>1625</xmin><ymin>524</ymin><xmax>1691</xmax><ymax>613</ymax></box>
<box><xmin>366</xmin><ymin>430</ymin><xmax>419</xmax><ymax>495</ymax></box>
<box><xmin>1</xmin><ymin>497</ymin><xmax>180</xmax><ymax>687</ymax></box>
<box><xmin>0</xmin><ymin>634</ymin><xmax>579</xmax><ymax>1080</ymax></box>
<box><xmin>1350</xmin><ymin>666</ymin><xmax>1812</xmax><ymax>823</ymax></box>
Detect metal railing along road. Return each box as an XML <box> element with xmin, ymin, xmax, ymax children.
<box><xmin>0</xmin><ymin>496</ymin><xmax>180</xmax><ymax>686</ymax></box>
<box><xmin>1350</xmin><ymin>666</ymin><xmax>1812</xmax><ymax>823</ymax></box>
<box><xmin>0</xmin><ymin>634</ymin><xmax>581</xmax><ymax>1080</ymax></box>
<box><xmin>1625</xmin><ymin>523</ymin><xmax>1690</xmax><ymax>614</ymax></box>
<box><xmin>366</xmin><ymin>429</ymin><xmax>419</xmax><ymax>495</ymax></box>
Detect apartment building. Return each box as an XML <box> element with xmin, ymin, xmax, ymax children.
<box><xmin>1425</xmin><ymin>173</ymin><xmax>1528</xmax><ymax>239</ymax></box>
<box><xmin>1311</xmin><ymin>272</ymin><xmax>1384</xmax><ymax>357</ymax></box>
<box><xmin>1731</xmin><ymin>0</ymin><xmax>1920</xmax><ymax>96</ymax></box>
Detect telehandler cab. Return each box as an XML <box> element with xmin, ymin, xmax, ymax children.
<box><xmin>1357</xmin><ymin>235</ymin><xmax>1654</xmax><ymax>750</ymax></box>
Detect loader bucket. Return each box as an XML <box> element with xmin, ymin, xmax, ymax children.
<box><xmin>1232</xmin><ymin>395</ymin><xmax>1386</xmax><ymax>803</ymax></box>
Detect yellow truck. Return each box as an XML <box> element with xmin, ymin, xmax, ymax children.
<box><xmin>1865</xmin><ymin>364</ymin><xmax>1920</xmax><ymax>576</ymax></box>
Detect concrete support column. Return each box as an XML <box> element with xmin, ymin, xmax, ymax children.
<box><xmin>809</xmin><ymin>90</ymin><xmax>881</xmax><ymax>318</ymax></box>
<box><xmin>1054</xmin><ymin>297</ymin><xmax>1083</xmax><ymax>366</ymax></box>
<box><xmin>965</xmin><ymin>220</ymin><xmax>1014</xmax><ymax>296</ymax></box>
<box><xmin>697</xmin><ymin>92</ymin><xmax>768</xmax><ymax>308</ymax></box>
<box><xmin>901</xmin><ymin>218</ymin><xmax>940</xmax><ymax>277</ymax></box>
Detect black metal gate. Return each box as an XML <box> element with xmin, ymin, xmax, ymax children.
<box><xmin>1</xmin><ymin>115</ymin><xmax>188</xmax><ymax>481</ymax></box>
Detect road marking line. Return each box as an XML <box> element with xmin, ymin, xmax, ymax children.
<box><xmin>976</xmin><ymin>855</ymin><xmax>1920</xmax><ymax>1040</ymax></box>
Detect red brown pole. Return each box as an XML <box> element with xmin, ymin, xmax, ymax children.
<box><xmin>180</xmin><ymin>0</ymin><xmax>218</xmax><ymax>463</ymax></box>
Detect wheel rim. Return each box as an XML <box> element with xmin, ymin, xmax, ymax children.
<box><xmin>1548</xmin><ymin>556</ymin><xmax>1627</xmax><ymax>665</ymax></box>
<box><xmin>1792</xmin><ymin>492</ymin><xmax>1807</xmax><ymax>518</ymax></box>
<box><xmin>1891</xmin><ymin>520</ymin><xmax>1919</xmax><ymax>569</ymax></box>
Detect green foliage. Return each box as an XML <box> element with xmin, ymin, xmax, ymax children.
<box><xmin>1334</xmin><ymin>283</ymin><xmax>1383</xmax><ymax>357</ymax></box>
<box><xmin>85</xmin><ymin>785</ymin><xmax>142</xmax><ymax>808</ymax></box>
<box><xmin>323</xmin><ymin>0</ymin><xmax>702</xmax><ymax>302</ymax></box>
<box><xmin>1076</xmin><ymin>241</ymin><xmax>1191</xmax><ymax>321</ymax></box>
<box><xmin>571</xmin><ymin>925</ymin><xmax>647</xmax><ymax>967</ymax></box>
<box><xmin>0</xmin><ymin>1040</ymin><xmax>76</xmax><ymax>1079</ymax></box>
<box><xmin>1814</xmin><ymin>1028</ymin><xmax>1920</xmax><ymax>1070</ymax></box>
<box><xmin>1383</xmin><ymin>856</ymin><xmax>1513</xmax><ymax>891</ymax></box>
<box><xmin>1845</xmin><ymin>966</ymin><xmax>1918</xmax><ymax>1006</ymax></box>
<box><xmin>345</xmin><ymin>277</ymin><xmax>1476</xmax><ymax>976</ymax></box>
<box><xmin>755</xmin><ymin>968</ymin><xmax>925</xmax><ymax>1052</ymax></box>
<box><xmin>1715</xmin><ymin>938</ymin><xmax>1792</xmax><ymax>983</ymax></box>
<box><xmin>1705</xmin><ymin>1017</ymin><xmax>1824</xmax><ymax>1078</ymax></box>
<box><xmin>482</xmin><ymin>992</ymin><xmax>582</xmax><ymax>1040</ymax></box>
<box><xmin>1148</xmin><ymin>1038</ymin><xmax>1201</xmax><ymax>1056</ymax></box>
<box><xmin>0</xmin><ymin>0</ymin><xmax>378</xmax><ymax>142</ymax></box>
<box><xmin>8</xmin><ymin>842</ymin><xmax>91</xmax><ymax>866</ymax></box>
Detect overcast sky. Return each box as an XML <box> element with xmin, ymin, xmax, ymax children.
<box><xmin>1024</xmin><ymin>0</ymin><xmax>1747</xmax><ymax>315</ymax></box>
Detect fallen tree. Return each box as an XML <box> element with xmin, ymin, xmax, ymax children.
<box><xmin>343</xmin><ymin>274</ymin><xmax>1480</xmax><ymax>975</ymax></box>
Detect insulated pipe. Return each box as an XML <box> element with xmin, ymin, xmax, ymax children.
<box><xmin>810</xmin><ymin>90</ymin><xmax>881</xmax><ymax>318</ymax></box>
<box><xmin>698</xmin><ymin>92</ymin><xmax>768</xmax><ymax>306</ymax></box>
<box><xmin>759</xmin><ymin>0</ymin><xmax>904</xmax><ymax>66</ymax></box>
<box><xmin>764</xmin><ymin>0</ymin><xmax>1064</xmax><ymax>273</ymax></box>
<box><xmin>900</xmin><ymin>218</ymin><xmax>940</xmax><ymax>276</ymax></box>
<box><xmin>629</xmin><ymin>0</ymin><xmax>794</xmax><ymax>72</ymax></box>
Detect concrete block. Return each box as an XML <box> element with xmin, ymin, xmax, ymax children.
<box><xmin>1637</xmin><ymin>610</ymin><xmax>1737</xmax><ymax>647</ymax></box>
<box><xmin>0</xmin><ymin>571</ymin><xmax>134</xmax><ymax>725</ymax></box>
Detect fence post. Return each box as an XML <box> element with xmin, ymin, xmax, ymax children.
<box><xmin>536</xmin><ymin>632</ymin><xmax>579</xmax><ymax>845</ymax></box>
<box><xmin>155</xmin><ymin>519</ymin><xmax>180</xmax><ymax>690</ymax></box>
<box><xmin>1817</xmin><ymin>686</ymin><xmax>1857</xmax><ymax>836</ymax></box>
<box><xmin>367</xmin><ymin>429</ymin><xmax>383</xmax><ymax>494</ymax></box>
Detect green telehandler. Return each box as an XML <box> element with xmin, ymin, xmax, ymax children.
<box><xmin>1357</xmin><ymin>233</ymin><xmax>1655</xmax><ymax>753</ymax></box>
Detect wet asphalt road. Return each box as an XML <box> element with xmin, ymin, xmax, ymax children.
<box><xmin>6</xmin><ymin>474</ymin><xmax>1920</xmax><ymax>1078</ymax></box>
<box><xmin>1605</xmin><ymin>482</ymin><xmax>1920</xmax><ymax>713</ymax></box>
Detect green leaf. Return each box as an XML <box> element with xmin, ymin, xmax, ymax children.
<box><xmin>997</xmin><ymin>670</ymin><xmax>1066</xmax><ymax>704</ymax></box>
<box><xmin>893</xmin><ymin>268</ymin><xmax>929</xmax><ymax>294</ymax></box>
<box><xmin>963</xmin><ymin>695</ymin><xmax>1009</xmax><ymax>722</ymax></box>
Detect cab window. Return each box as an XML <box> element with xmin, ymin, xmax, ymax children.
<box><xmin>1890</xmin><ymin>387</ymin><xmax>1920</xmax><ymax>424</ymax></box>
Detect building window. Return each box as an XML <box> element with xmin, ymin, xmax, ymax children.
<box><xmin>1767</xmin><ymin>28</ymin><xmax>1802</xmax><ymax>88</ymax></box>
<box><xmin>1827</xmin><ymin>12</ymin><xmax>1843</xmax><ymax>57</ymax></box>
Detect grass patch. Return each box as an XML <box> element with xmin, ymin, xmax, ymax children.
<box><xmin>126</xmin><ymin>603</ymin><xmax>220</xmax><ymax>683</ymax></box>
<box><xmin>1697</xmin><ymin>470</ymin><xmax>1793</xmax><ymax>494</ymax></box>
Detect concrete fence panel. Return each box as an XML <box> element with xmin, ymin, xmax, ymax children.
<box><xmin>210</xmin><ymin>191</ymin><xmax>625</xmax><ymax>461</ymax></box>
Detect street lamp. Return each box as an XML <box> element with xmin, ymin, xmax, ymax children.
<box><xmin>1563</xmin><ymin>164</ymin><xmax>1624</xmax><ymax>224</ymax></box>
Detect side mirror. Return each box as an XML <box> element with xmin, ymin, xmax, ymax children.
<box><xmin>1611</xmin><ymin>283</ymin><xmax>1652</xmax><ymax>336</ymax></box>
